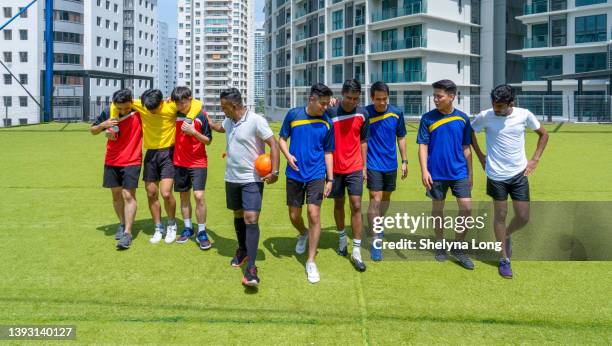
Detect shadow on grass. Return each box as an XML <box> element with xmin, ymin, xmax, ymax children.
<box><xmin>205</xmin><ymin>228</ymin><xmax>266</xmax><ymax>262</ymax></box>
<box><xmin>262</xmin><ymin>226</ymin><xmax>345</xmax><ymax>267</ymax></box>
<box><xmin>96</xmin><ymin>218</ymin><xmax>157</xmax><ymax>241</ymax></box>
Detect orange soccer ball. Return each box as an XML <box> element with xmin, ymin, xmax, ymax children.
<box><xmin>254</xmin><ymin>154</ymin><xmax>272</xmax><ymax>177</ymax></box>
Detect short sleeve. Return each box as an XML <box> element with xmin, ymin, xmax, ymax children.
<box><xmin>221</xmin><ymin>118</ymin><xmax>229</xmax><ymax>131</ymax></box>
<box><xmin>197</xmin><ymin>112</ymin><xmax>212</xmax><ymax>139</ymax></box>
<box><xmin>279</xmin><ymin>110</ymin><xmax>293</xmax><ymax>139</ymax></box>
<box><xmin>360</xmin><ymin>111</ymin><xmax>370</xmax><ymax>141</ymax></box>
<box><xmin>471</xmin><ymin>112</ymin><xmax>486</xmax><ymax>133</ymax></box>
<box><xmin>256</xmin><ymin>115</ymin><xmax>274</xmax><ymax>141</ymax></box>
<box><xmin>525</xmin><ymin>110</ymin><xmax>541</xmax><ymax>131</ymax></box>
<box><xmin>324</xmin><ymin>120</ymin><xmax>335</xmax><ymax>152</ymax></box>
<box><xmin>92</xmin><ymin>108</ymin><xmax>110</xmax><ymax>126</ymax></box>
<box><xmin>186</xmin><ymin>99</ymin><xmax>203</xmax><ymax>119</ymax></box>
<box><xmin>462</xmin><ymin>115</ymin><xmax>473</xmax><ymax>146</ymax></box>
<box><xmin>396</xmin><ymin>110</ymin><xmax>407</xmax><ymax>137</ymax></box>
<box><xmin>416</xmin><ymin>117</ymin><xmax>430</xmax><ymax>144</ymax></box>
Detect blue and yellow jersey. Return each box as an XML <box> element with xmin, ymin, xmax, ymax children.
<box><xmin>416</xmin><ymin>108</ymin><xmax>472</xmax><ymax>181</ymax></box>
<box><xmin>279</xmin><ymin>107</ymin><xmax>334</xmax><ymax>183</ymax></box>
<box><xmin>366</xmin><ymin>104</ymin><xmax>407</xmax><ymax>172</ymax></box>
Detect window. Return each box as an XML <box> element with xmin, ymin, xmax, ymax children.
<box><xmin>3</xmin><ymin>52</ymin><xmax>11</xmax><ymax>62</ymax></box>
<box><xmin>19</xmin><ymin>52</ymin><xmax>27</xmax><ymax>62</ymax></box>
<box><xmin>3</xmin><ymin>30</ymin><xmax>11</xmax><ymax>40</ymax></box>
<box><xmin>575</xmin><ymin>14</ymin><xmax>607</xmax><ymax>43</ymax></box>
<box><xmin>332</xmin><ymin>37</ymin><xmax>343</xmax><ymax>57</ymax></box>
<box><xmin>19</xmin><ymin>96</ymin><xmax>27</xmax><ymax>107</ymax></box>
<box><xmin>96</xmin><ymin>56</ymin><xmax>101</xmax><ymax>66</ymax></box>
<box><xmin>523</xmin><ymin>55</ymin><xmax>563</xmax><ymax>80</ymax></box>
<box><xmin>332</xmin><ymin>64</ymin><xmax>343</xmax><ymax>83</ymax></box>
<box><xmin>457</xmin><ymin>60</ymin><xmax>461</xmax><ymax>74</ymax></box>
<box><xmin>96</xmin><ymin>36</ymin><xmax>101</xmax><ymax>46</ymax></box>
<box><xmin>575</xmin><ymin>0</ymin><xmax>606</xmax><ymax>6</ymax></box>
<box><xmin>97</xmin><ymin>16</ymin><xmax>101</xmax><ymax>26</ymax></box>
<box><xmin>404</xmin><ymin>58</ymin><xmax>422</xmax><ymax>81</ymax></box>
<box><xmin>332</xmin><ymin>10</ymin><xmax>343</xmax><ymax>30</ymax></box>
<box><xmin>19</xmin><ymin>74</ymin><xmax>27</xmax><ymax>84</ymax></box>
<box><xmin>18</xmin><ymin>7</ymin><xmax>27</xmax><ymax>18</ymax></box>
<box><xmin>19</xmin><ymin>30</ymin><xmax>27</xmax><ymax>40</ymax></box>
<box><xmin>3</xmin><ymin>74</ymin><xmax>11</xmax><ymax>85</ymax></box>
<box><xmin>3</xmin><ymin>7</ymin><xmax>12</xmax><ymax>18</ymax></box>
<box><xmin>319</xmin><ymin>41</ymin><xmax>325</xmax><ymax>59</ymax></box>
<box><xmin>381</xmin><ymin>60</ymin><xmax>397</xmax><ymax>82</ymax></box>
<box><xmin>575</xmin><ymin>53</ymin><xmax>607</xmax><ymax>73</ymax></box>
<box><xmin>3</xmin><ymin>96</ymin><xmax>12</xmax><ymax>107</ymax></box>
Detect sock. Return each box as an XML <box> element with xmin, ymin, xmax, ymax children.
<box><xmin>234</xmin><ymin>218</ymin><xmax>247</xmax><ymax>250</ymax></box>
<box><xmin>338</xmin><ymin>229</ymin><xmax>347</xmax><ymax>249</ymax></box>
<box><xmin>245</xmin><ymin>223</ymin><xmax>260</xmax><ymax>267</ymax></box>
<box><xmin>299</xmin><ymin>229</ymin><xmax>308</xmax><ymax>239</ymax></box>
<box><xmin>184</xmin><ymin>218</ymin><xmax>192</xmax><ymax>229</ymax></box>
<box><xmin>198</xmin><ymin>223</ymin><xmax>206</xmax><ymax>233</ymax></box>
<box><xmin>167</xmin><ymin>219</ymin><xmax>176</xmax><ymax>226</ymax></box>
<box><xmin>155</xmin><ymin>223</ymin><xmax>164</xmax><ymax>232</ymax></box>
<box><xmin>352</xmin><ymin>239</ymin><xmax>362</xmax><ymax>260</ymax></box>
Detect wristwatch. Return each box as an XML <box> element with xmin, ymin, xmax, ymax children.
<box><xmin>271</xmin><ymin>170</ymin><xmax>279</xmax><ymax>177</ymax></box>
<box><xmin>401</xmin><ymin>160</ymin><xmax>408</xmax><ymax>164</ymax></box>
<box><xmin>326</xmin><ymin>177</ymin><xmax>334</xmax><ymax>183</ymax></box>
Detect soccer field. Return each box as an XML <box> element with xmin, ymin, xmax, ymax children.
<box><xmin>0</xmin><ymin>122</ymin><xmax>611</xmax><ymax>344</ymax></box>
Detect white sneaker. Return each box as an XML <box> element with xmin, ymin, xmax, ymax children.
<box><xmin>295</xmin><ymin>234</ymin><xmax>308</xmax><ymax>255</ymax></box>
<box><xmin>165</xmin><ymin>224</ymin><xmax>177</xmax><ymax>244</ymax></box>
<box><xmin>150</xmin><ymin>229</ymin><xmax>164</xmax><ymax>244</ymax></box>
<box><xmin>306</xmin><ymin>261</ymin><xmax>320</xmax><ymax>284</ymax></box>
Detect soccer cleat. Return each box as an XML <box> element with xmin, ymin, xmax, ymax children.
<box><xmin>499</xmin><ymin>258</ymin><xmax>513</xmax><ymax>279</ymax></box>
<box><xmin>337</xmin><ymin>244</ymin><xmax>348</xmax><ymax>257</ymax></box>
<box><xmin>305</xmin><ymin>261</ymin><xmax>320</xmax><ymax>284</ymax></box>
<box><xmin>434</xmin><ymin>249</ymin><xmax>447</xmax><ymax>262</ymax></box>
<box><xmin>114</xmin><ymin>225</ymin><xmax>125</xmax><ymax>240</ymax></box>
<box><xmin>116</xmin><ymin>233</ymin><xmax>132</xmax><ymax>250</ymax></box>
<box><xmin>370</xmin><ymin>242</ymin><xmax>382</xmax><ymax>261</ymax></box>
<box><xmin>164</xmin><ymin>223</ymin><xmax>177</xmax><ymax>244</ymax></box>
<box><xmin>295</xmin><ymin>234</ymin><xmax>308</xmax><ymax>255</ymax></box>
<box><xmin>450</xmin><ymin>249</ymin><xmax>475</xmax><ymax>270</ymax></box>
<box><xmin>176</xmin><ymin>228</ymin><xmax>194</xmax><ymax>244</ymax></box>
<box><xmin>197</xmin><ymin>231</ymin><xmax>212</xmax><ymax>250</ymax></box>
<box><xmin>242</xmin><ymin>266</ymin><xmax>260</xmax><ymax>287</ymax></box>
<box><xmin>350</xmin><ymin>255</ymin><xmax>367</xmax><ymax>272</ymax></box>
<box><xmin>150</xmin><ymin>228</ymin><xmax>164</xmax><ymax>244</ymax></box>
<box><xmin>231</xmin><ymin>248</ymin><xmax>248</xmax><ymax>267</ymax></box>
<box><xmin>506</xmin><ymin>236</ymin><xmax>512</xmax><ymax>258</ymax></box>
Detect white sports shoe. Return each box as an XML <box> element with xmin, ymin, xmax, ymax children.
<box><xmin>165</xmin><ymin>224</ymin><xmax>177</xmax><ymax>244</ymax></box>
<box><xmin>306</xmin><ymin>261</ymin><xmax>320</xmax><ymax>284</ymax></box>
<box><xmin>150</xmin><ymin>229</ymin><xmax>164</xmax><ymax>244</ymax></box>
<box><xmin>295</xmin><ymin>233</ymin><xmax>308</xmax><ymax>255</ymax></box>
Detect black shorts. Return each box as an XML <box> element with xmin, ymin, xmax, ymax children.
<box><xmin>226</xmin><ymin>182</ymin><xmax>264</xmax><ymax>211</ymax></box>
<box><xmin>426</xmin><ymin>178</ymin><xmax>472</xmax><ymax>200</ymax></box>
<box><xmin>103</xmin><ymin>165</ymin><xmax>141</xmax><ymax>189</ymax></box>
<box><xmin>487</xmin><ymin>171</ymin><xmax>530</xmax><ymax>201</ymax></box>
<box><xmin>367</xmin><ymin>169</ymin><xmax>397</xmax><ymax>192</ymax></box>
<box><xmin>286</xmin><ymin>178</ymin><xmax>325</xmax><ymax>207</ymax></box>
<box><xmin>143</xmin><ymin>147</ymin><xmax>175</xmax><ymax>182</ymax></box>
<box><xmin>329</xmin><ymin>170</ymin><xmax>363</xmax><ymax>198</ymax></box>
<box><xmin>174</xmin><ymin>167</ymin><xmax>207</xmax><ymax>192</ymax></box>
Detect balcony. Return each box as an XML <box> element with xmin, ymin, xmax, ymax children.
<box><xmin>370</xmin><ymin>71</ymin><xmax>425</xmax><ymax>83</ymax></box>
<box><xmin>355</xmin><ymin>14</ymin><xmax>364</xmax><ymax>26</ymax></box>
<box><xmin>294</xmin><ymin>8</ymin><xmax>307</xmax><ymax>19</ymax></box>
<box><xmin>524</xmin><ymin>35</ymin><xmax>549</xmax><ymax>48</ymax></box>
<box><xmin>371</xmin><ymin>36</ymin><xmax>426</xmax><ymax>53</ymax></box>
<box><xmin>355</xmin><ymin>43</ymin><xmax>364</xmax><ymax>54</ymax></box>
<box><xmin>371</xmin><ymin>0</ymin><xmax>425</xmax><ymax>23</ymax></box>
<box><xmin>295</xmin><ymin>78</ymin><xmax>308</xmax><ymax>86</ymax></box>
<box><xmin>294</xmin><ymin>55</ymin><xmax>306</xmax><ymax>64</ymax></box>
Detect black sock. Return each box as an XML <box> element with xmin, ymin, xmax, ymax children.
<box><xmin>234</xmin><ymin>218</ymin><xmax>247</xmax><ymax>251</ymax></box>
<box><xmin>245</xmin><ymin>223</ymin><xmax>260</xmax><ymax>267</ymax></box>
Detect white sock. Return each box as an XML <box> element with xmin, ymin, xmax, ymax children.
<box><xmin>198</xmin><ymin>223</ymin><xmax>206</xmax><ymax>233</ymax></box>
<box><xmin>352</xmin><ymin>239</ymin><xmax>362</xmax><ymax>260</ymax></box>
<box><xmin>338</xmin><ymin>229</ymin><xmax>347</xmax><ymax>249</ymax></box>
<box><xmin>184</xmin><ymin>219</ymin><xmax>192</xmax><ymax>229</ymax></box>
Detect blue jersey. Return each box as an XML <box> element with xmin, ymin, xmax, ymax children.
<box><xmin>366</xmin><ymin>104</ymin><xmax>407</xmax><ymax>172</ymax></box>
<box><xmin>279</xmin><ymin>107</ymin><xmax>335</xmax><ymax>183</ymax></box>
<box><xmin>416</xmin><ymin>108</ymin><xmax>472</xmax><ymax>181</ymax></box>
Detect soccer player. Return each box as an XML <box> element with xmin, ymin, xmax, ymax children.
<box><xmin>208</xmin><ymin>88</ymin><xmax>279</xmax><ymax>287</ymax></box>
<box><xmin>110</xmin><ymin>90</ymin><xmax>202</xmax><ymax>244</ymax></box>
<box><xmin>416</xmin><ymin>79</ymin><xmax>474</xmax><ymax>270</ymax></box>
<box><xmin>170</xmin><ymin>87</ymin><xmax>213</xmax><ymax>250</ymax></box>
<box><xmin>471</xmin><ymin>84</ymin><xmax>549</xmax><ymax>279</ymax></box>
<box><xmin>90</xmin><ymin>89</ymin><xmax>141</xmax><ymax>249</ymax></box>
<box><xmin>365</xmin><ymin>82</ymin><xmax>408</xmax><ymax>261</ymax></box>
<box><xmin>327</xmin><ymin>79</ymin><xmax>369</xmax><ymax>272</ymax></box>
<box><xmin>279</xmin><ymin>83</ymin><xmax>335</xmax><ymax>284</ymax></box>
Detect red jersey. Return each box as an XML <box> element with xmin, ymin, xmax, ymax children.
<box><xmin>173</xmin><ymin>112</ymin><xmax>212</xmax><ymax>168</ymax></box>
<box><xmin>93</xmin><ymin>109</ymin><xmax>142</xmax><ymax>167</ymax></box>
<box><xmin>329</xmin><ymin>105</ymin><xmax>370</xmax><ymax>174</ymax></box>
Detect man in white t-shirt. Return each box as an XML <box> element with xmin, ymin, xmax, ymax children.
<box><xmin>471</xmin><ymin>84</ymin><xmax>549</xmax><ymax>279</ymax></box>
<box><xmin>208</xmin><ymin>88</ymin><xmax>280</xmax><ymax>287</ymax></box>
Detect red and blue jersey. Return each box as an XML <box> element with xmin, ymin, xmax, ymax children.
<box><xmin>416</xmin><ymin>108</ymin><xmax>472</xmax><ymax>180</ymax></box>
<box><xmin>366</xmin><ymin>104</ymin><xmax>407</xmax><ymax>172</ymax></box>
<box><xmin>93</xmin><ymin>108</ymin><xmax>142</xmax><ymax>167</ymax></box>
<box><xmin>328</xmin><ymin>105</ymin><xmax>369</xmax><ymax>174</ymax></box>
<box><xmin>173</xmin><ymin>110</ymin><xmax>212</xmax><ymax>168</ymax></box>
<box><xmin>279</xmin><ymin>107</ymin><xmax>334</xmax><ymax>183</ymax></box>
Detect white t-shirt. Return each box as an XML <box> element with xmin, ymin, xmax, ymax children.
<box><xmin>471</xmin><ymin>107</ymin><xmax>541</xmax><ymax>181</ymax></box>
<box><xmin>222</xmin><ymin>111</ymin><xmax>274</xmax><ymax>183</ymax></box>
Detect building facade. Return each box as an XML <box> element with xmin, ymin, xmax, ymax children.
<box><xmin>157</xmin><ymin>21</ymin><xmax>177</xmax><ymax>96</ymax></box>
<box><xmin>254</xmin><ymin>28</ymin><xmax>266</xmax><ymax>103</ymax></box>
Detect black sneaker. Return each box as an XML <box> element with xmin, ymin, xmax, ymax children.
<box><xmin>230</xmin><ymin>248</ymin><xmax>248</xmax><ymax>267</ymax></box>
<box><xmin>350</xmin><ymin>255</ymin><xmax>367</xmax><ymax>272</ymax></box>
<box><xmin>242</xmin><ymin>266</ymin><xmax>260</xmax><ymax>287</ymax></box>
<box><xmin>116</xmin><ymin>233</ymin><xmax>132</xmax><ymax>250</ymax></box>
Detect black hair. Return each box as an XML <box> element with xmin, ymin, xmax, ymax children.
<box><xmin>170</xmin><ymin>86</ymin><xmax>192</xmax><ymax>102</ymax></box>
<box><xmin>342</xmin><ymin>79</ymin><xmax>361</xmax><ymax>95</ymax></box>
<box><xmin>112</xmin><ymin>89</ymin><xmax>133</xmax><ymax>104</ymax></box>
<box><xmin>140</xmin><ymin>89</ymin><xmax>164</xmax><ymax>110</ymax></box>
<box><xmin>220</xmin><ymin>88</ymin><xmax>244</xmax><ymax>107</ymax></box>
<box><xmin>370</xmin><ymin>81</ymin><xmax>389</xmax><ymax>97</ymax></box>
<box><xmin>432</xmin><ymin>79</ymin><xmax>457</xmax><ymax>95</ymax></box>
<box><xmin>310</xmin><ymin>83</ymin><xmax>333</xmax><ymax>98</ymax></box>
<box><xmin>490</xmin><ymin>84</ymin><xmax>515</xmax><ymax>104</ymax></box>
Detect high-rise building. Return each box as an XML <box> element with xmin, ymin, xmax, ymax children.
<box><xmin>254</xmin><ymin>28</ymin><xmax>266</xmax><ymax>103</ymax></box>
<box><xmin>177</xmin><ymin>0</ymin><xmax>253</xmax><ymax>120</ymax></box>
<box><xmin>157</xmin><ymin>21</ymin><xmax>177</xmax><ymax>96</ymax></box>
